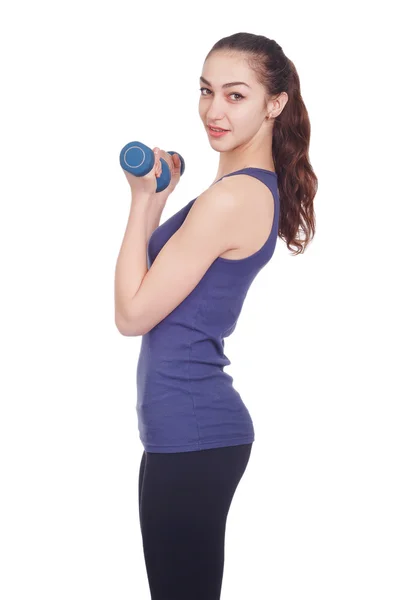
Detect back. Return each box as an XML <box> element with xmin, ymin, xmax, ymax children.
<box><xmin>136</xmin><ymin>167</ymin><xmax>280</xmax><ymax>453</ymax></box>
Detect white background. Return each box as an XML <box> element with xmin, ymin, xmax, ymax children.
<box><xmin>1</xmin><ymin>1</ymin><xmax>399</xmax><ymax>598</ymax></box>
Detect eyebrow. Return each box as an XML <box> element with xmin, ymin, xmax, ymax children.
<box><xmin>200</xmin><ymin>76</ymin><xmax>251</xmax><ymax>89</ymax></box>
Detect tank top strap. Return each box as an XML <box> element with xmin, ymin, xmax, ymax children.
<box><xmin>214</xmin><ymin>166</ymin><xmax>278</xmax><ymax>193</ymax></box>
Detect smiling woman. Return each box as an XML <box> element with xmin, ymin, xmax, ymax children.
<box><xmin>115</xmin><ymin>30</ymin><xmax>318</xmax><ymax>600</ymax></box>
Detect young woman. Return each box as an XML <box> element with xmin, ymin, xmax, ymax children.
<box><xmin>115</xmin><ymin>32</ymin><xmax>317</xmax><ymax>600</ymax></box>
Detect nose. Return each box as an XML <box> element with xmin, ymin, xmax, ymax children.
<box><xmin>205</xmin><ymin>95</ymin><xmax>226</xmax><ymax>122</ymax></box>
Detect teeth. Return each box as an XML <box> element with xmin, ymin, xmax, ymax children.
<box><xmin>210</xmin><ymin>127</ymin><xmax>225</xmax><ymax>132</ymax></box>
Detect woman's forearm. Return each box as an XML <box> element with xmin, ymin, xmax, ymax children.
<box><xmin>114</xmin><ymin>194</ymin><xmax>153</xmax><ymax>328</ymax></box>
<box><xmin>145</xmin><ymin>199</ymin><xmax>165</xmax><ymax>244</ymax></box>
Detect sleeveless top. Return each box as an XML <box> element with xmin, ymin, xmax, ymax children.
<box><xmin>136</xmin><ymin>167</ymin><xmax>280</xmax><ymax>453</ymax></box>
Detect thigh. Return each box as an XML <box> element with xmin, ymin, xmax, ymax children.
<box><xmin>139</xmin><ymin>443</ymin><xmax>252</xmax><ymax>600</ymax></box>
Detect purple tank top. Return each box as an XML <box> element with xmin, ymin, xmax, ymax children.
<box><xmin>136</xmin><ymin>167</ymin><xmax>280</xmax><ymax>453</ymax></box>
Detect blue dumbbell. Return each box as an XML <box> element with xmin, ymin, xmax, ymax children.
<box><xmin>119</xmin><ymin>141</ymin><xmax>185</xmax><ymax>193</ymax></box>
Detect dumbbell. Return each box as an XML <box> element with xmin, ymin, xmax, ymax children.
<box><xmin>119</xmin><ymin>141</ymin><xmax>185</xmax><ymax>193</ymax></box>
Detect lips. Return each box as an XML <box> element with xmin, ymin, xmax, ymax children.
<box><xmin>208</xmin><ymin>125</ymin><xmax>229</xmax><ymax>131</ymax></box>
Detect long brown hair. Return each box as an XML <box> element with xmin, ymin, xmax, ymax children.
<box><xmin>206</xmin><ymin>33</ymin><xmax>317</xmax><ymax>255</ymax></box>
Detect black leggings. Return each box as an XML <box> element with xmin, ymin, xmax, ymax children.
<box><xmin>138</xmin><ymin>443</ymin><xmax>253</xmax><ymax>600</ymax></box>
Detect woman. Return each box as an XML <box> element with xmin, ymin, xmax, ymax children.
<box><xmin>115</xmin><ymin>32</ymin><xmax>317</xmax><ymax>600</ymax></box>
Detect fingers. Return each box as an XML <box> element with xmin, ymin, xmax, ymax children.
<box><xmin>153</xmin><ymin>148</ymin><xmax>179</xmax><ymax>178</ymax></box>
<box><xmin>153</xmin><ymin>147</ymin><xmax>162</xmax><ymax>177</ymax></box>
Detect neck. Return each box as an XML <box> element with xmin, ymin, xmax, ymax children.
<box><xmin>213</xmin><ymin>129</ymin><xmax>275</xmax><ymax>182</ymax></box>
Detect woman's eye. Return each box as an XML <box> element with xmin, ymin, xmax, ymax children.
<box><xmin>199</xmin><ymin>87</ymin><xmax>243</xmax><ymax>101</ymax></box>
<box><xmin>230</xmin><ymin>92</ymin><xmax>244</xmax><ymax>101</ymax></box>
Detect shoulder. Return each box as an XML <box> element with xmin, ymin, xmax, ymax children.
<box><xmin>185</xmin><ymin>174</ymin><xmax>274</xmax><ymax>240</ymax></box>
<box><xmin>187</xmin><ymin>173</ymin><xmax>273</xmax><ymax>222</ymax></box>
<box><xmin>221</xmin><ymin>172</ymin><xmax>275</xmax><ymax>203</ymax></box>
<box><xmin>220</xmin><ymin>174</ymin><xmax>275</xmax><ymax>227</ymax></box>
<box><xmin>195</xmin><ymin>174</ymin><xmax>276</xmax><ymax>260</ymax></box>
<box><xmin>181</xmin><ymin>178</ymin><xmax>243</xmax><ymax>237</ymax></box>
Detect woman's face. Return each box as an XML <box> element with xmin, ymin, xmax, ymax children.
<box><xmin>198</xmin><ymin>52</ymin><xmax>269</xmax><ymax>149</ymax></box>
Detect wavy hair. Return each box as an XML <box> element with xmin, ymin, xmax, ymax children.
<box><xmin>205</xmin><ymin>33</ymin><xmax>317</xmax><ymax>255</ymax></box>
